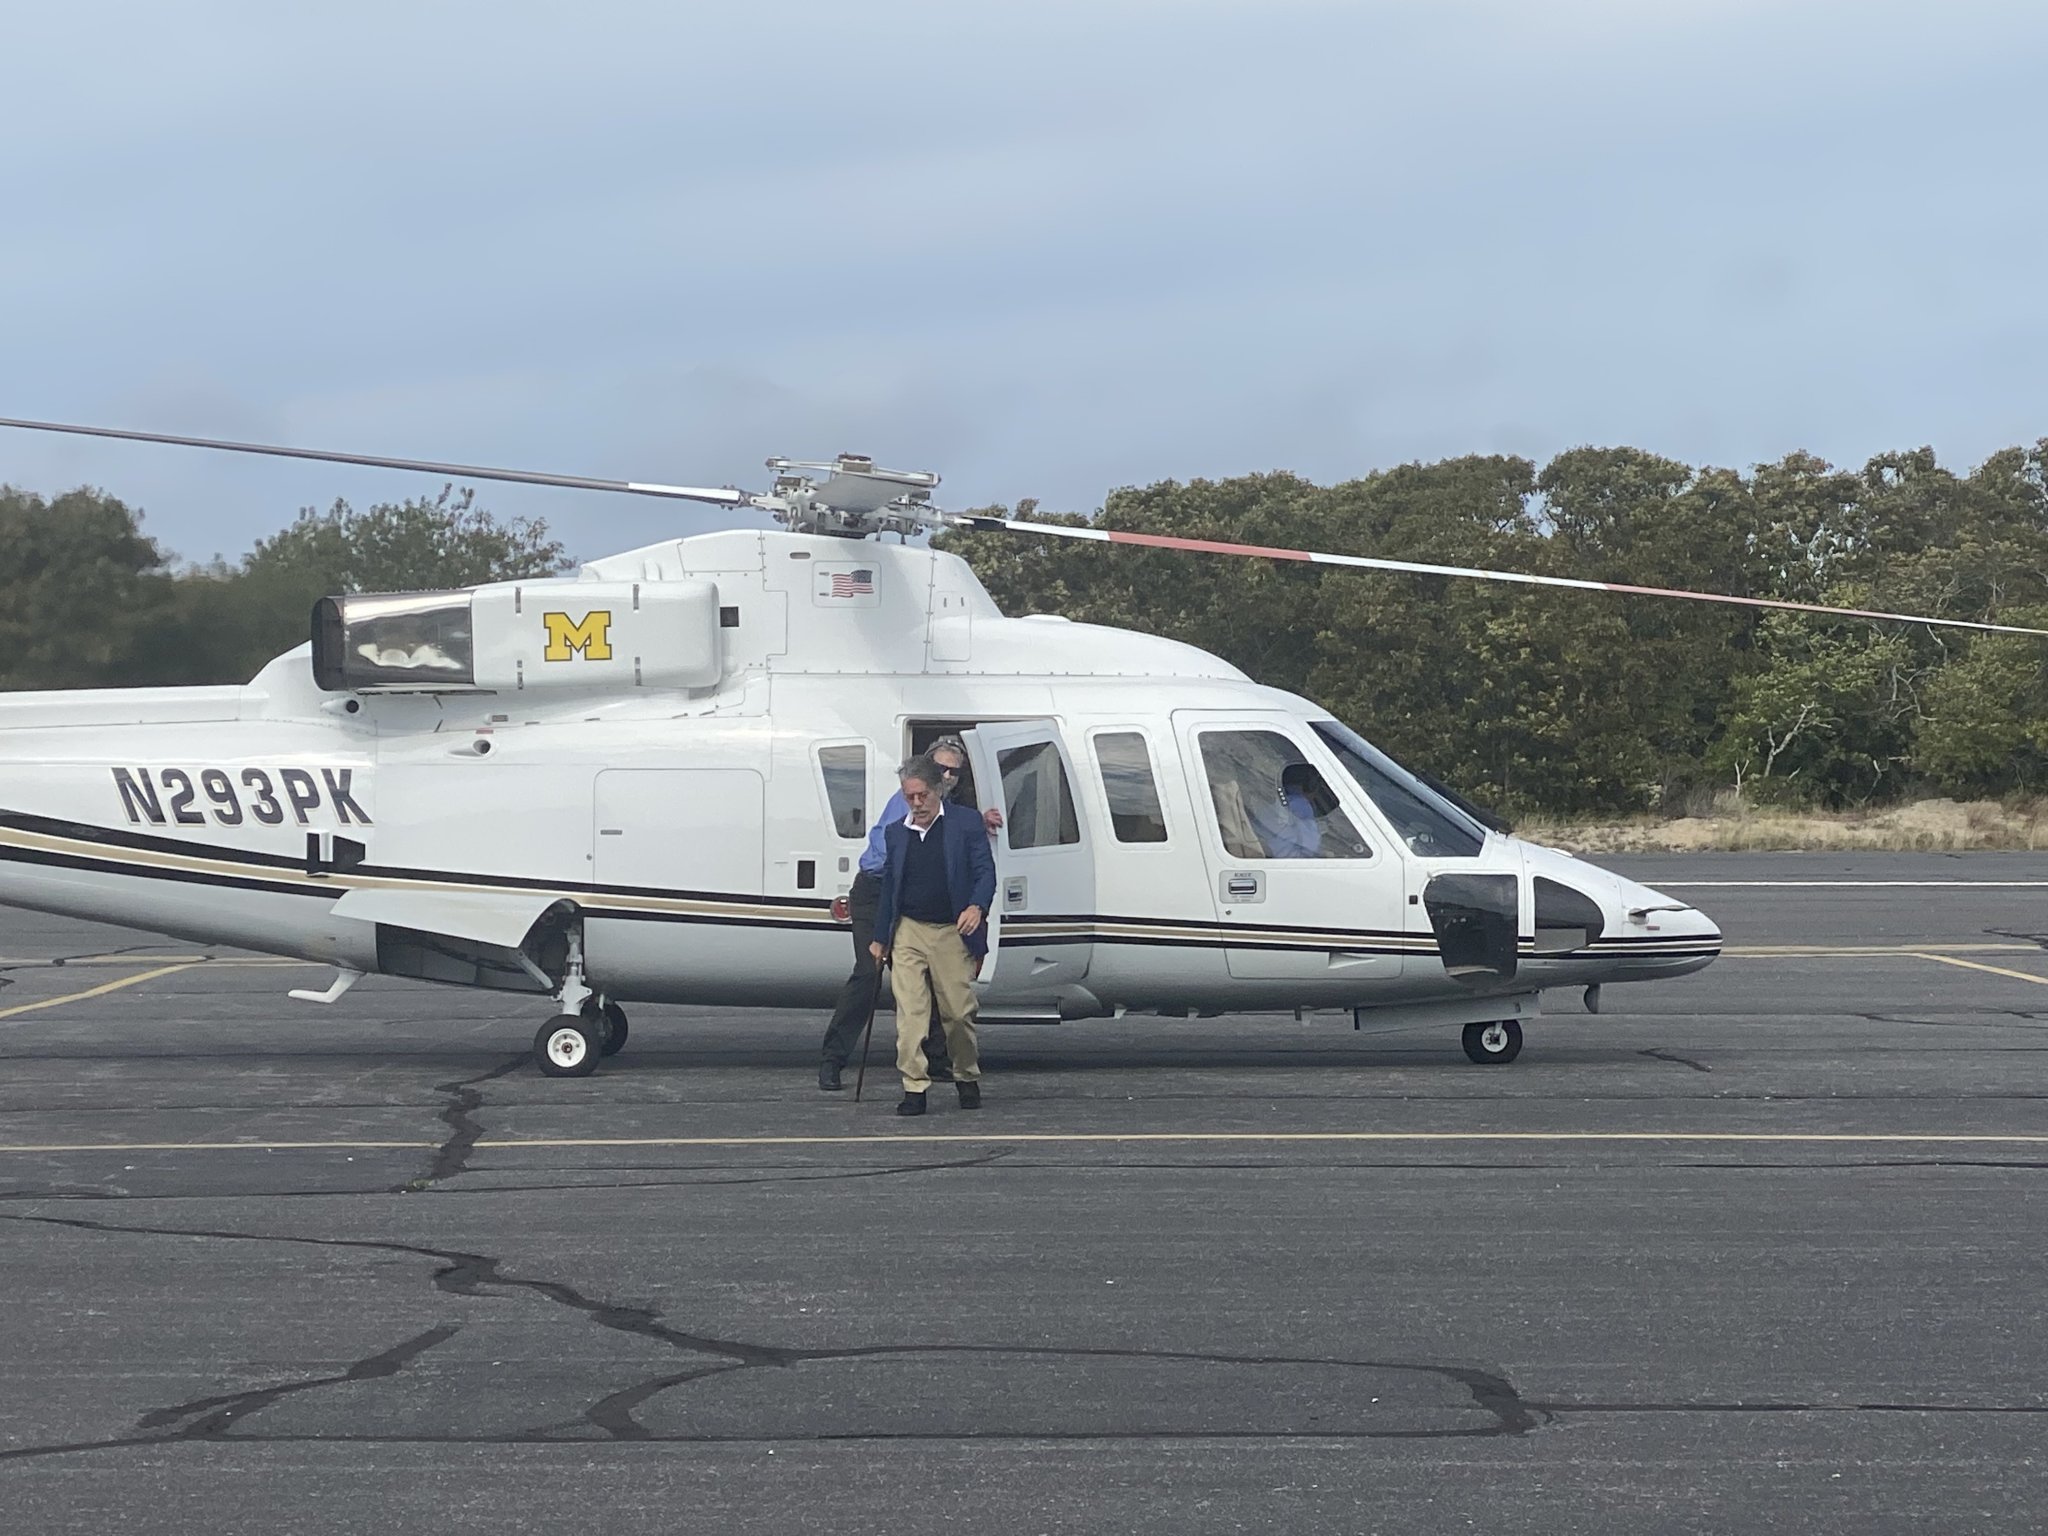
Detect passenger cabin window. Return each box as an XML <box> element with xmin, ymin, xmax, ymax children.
<box><xmin>1092</xmin><ymin>731</ymin><xmax>1168</xmax><ymax>843</ymax></box>
<box><xmin>817</xmin><ymin>745</ymin><xmax>867</xmax><ymax>839</ymax></box>
<box><xmin>999</xmin><ymin>741</ymin><xmax>1081</xmax><ymax>849</ymax></box>
<box><xmin>1196</xmin><ymin>730</ymin><xmax>1371</xmax><ymax>860</ymax></box>
<box><xmin>1310</xmin><ymin>720</ymin><xmax>1486</xmax><ymax>858</ymax></box>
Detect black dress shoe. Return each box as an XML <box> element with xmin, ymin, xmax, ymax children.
<box><xmin>895</xmin><ymin>1091</ymin><xmax>927</xmax><ymax>1117</ymax></box>
<box><xmin>818</xmin><ymin>1062</ymin><xmax>844</xmax><ymax>1092</ymax></box>
<box><xmin>955</xmin><ymin>1080</ymin><xmax>981</xmax><ymax>1110</ymax></box>
<box><xmin>926</xmin><ymin>1062</ymin><xmax>955</xmax><ymax>1083</ymax></box>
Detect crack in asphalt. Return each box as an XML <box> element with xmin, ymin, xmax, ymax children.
<box><xmin>134</xmin><ymin>1324</ymin><xmax>460</xmax><ymax>1435</ymax></box>
<box><xmin>4</xmin><ymin>1145</ymin><xmax>2045</xmax><ymax>1212</ymax></box>
<box><xmin>1857</xmin><ymin>1011</ymin><xmax>2048</xmax><ymax>1036</ymax></box>
<box><xmin>0</xmin><ymin>1209</ymin><xmax>1547</xmax><ymax>1456</ymax></box>
<box><xmin>0</xmin><ymin>944</ymin><xmax>206</xmax><ymax>974</ymax></box>
<box><xmin>1986</xmin><ymin>928</ymin><xmax>2048</xmax><ymax>952</ymax></box>
<box><xmin>573</xmin><ymin>1363</ymin><xmax>752</xmax><ymax>1441</ymax></box>
<box><xmin>0</xmin><ymin>946</ymin><xmax>143</xmax><ymax>992</ymax></box>
<box><xmin>0</xmin><ymin>1323</ymin><xmax>462</xmax><ymax>1465</ymax></box>
<box><xmin>0</xmin><ymin>1151</ymin><xmax>1026</xmax><ymax>1206</ymax></box>
<box><xmin>2</xmin><ymin>1205</ymin><xmax>2043</xmax><ymax>1464</ymax></box>
<box><xmin>0</xmin><ymin>1210</ymin><xmax>789</xmax><ymax>1364</ymax></box>
<box><xmin>399</xmin><ymin>1055</ymin><xmax>528</xmax><ymax>1192</ymax></box>
<box><xmin>1638</xmin><ymin>1047</ymin><xmax>1712</xmax><ymax>1073</ymax></box>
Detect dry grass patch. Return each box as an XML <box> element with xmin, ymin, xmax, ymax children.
<box><xmin>1518</xmin><ymin>797</ymin><xmax>2048</xmax><ymax>854</ymax></box>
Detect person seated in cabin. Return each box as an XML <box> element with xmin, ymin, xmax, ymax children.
<box><xmin>1253</xmin><ymin>761</ymin><xmax>1336</xmax><ymax>858</ymax></box>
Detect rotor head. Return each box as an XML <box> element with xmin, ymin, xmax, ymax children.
<box><xmin>754</xmin><ymin>454</ymin><xmax>944</xmax><ymax>539</ymax></box>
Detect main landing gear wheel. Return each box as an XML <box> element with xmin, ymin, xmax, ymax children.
<box><xmin>1462</xmin><ymin>1019</ymin><xmax>1523</xmax><ymax>1065</ymax></box>
<box><xmin>535</xmin><ymin>1014</ymin><xmax>602</xmax><ymax>1077</ymax></box>
<box><xmin>598</xmin><ymin>1002</ymin><xmax>629</xmax><ymax>1057</ymax></box>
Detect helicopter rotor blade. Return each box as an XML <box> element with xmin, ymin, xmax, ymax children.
<box><xmin>952</xmin><ymin>513</ymin><xmax>2048</xmax><ymax>640</ymax></box>
<box><xmin>0</xmin><ymin>417</ymin><xmax>750</xmax><ymax>508</ymax></box>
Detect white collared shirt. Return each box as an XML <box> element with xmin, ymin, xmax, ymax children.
<box><xmin>901</xmin><ymin>798</ymin><xmax>946</xmax><ymax>842</ymax></box>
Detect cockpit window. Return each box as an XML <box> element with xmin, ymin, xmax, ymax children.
<box><xmin>1196</xmin><ymin>729</ymin><xmax>1371</xmax><ymax>860</ymax></box>
<box><xmin>1310</xmin><ymin>720</ymin><xmax>1487</xmax><ymax>858</ymax></box>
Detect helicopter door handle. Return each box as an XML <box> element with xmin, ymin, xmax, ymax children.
<box><xmin>1004</xmin><ymin>876</ymin><xmax>1028</xmax><ymax>911</ymax></box>
<box><xmin>1222</xmin><ymin>871</ymin><xmax>1264</xmax><ymax>904</ymax></box>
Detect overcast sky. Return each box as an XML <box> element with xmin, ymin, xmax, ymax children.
<box><xmin>4</xmin><ymin>0</ymin><xmax>2045</xmax><ymax>565</ymax></box>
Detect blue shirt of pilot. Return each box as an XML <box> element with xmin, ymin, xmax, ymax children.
<box><xmin>1252</xmin><ymin>787</ymin><xmax>1322</xmax><ymax>858</ymax></box>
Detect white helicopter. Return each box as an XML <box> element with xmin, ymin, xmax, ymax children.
<box><xmin>4</xmin><ymin>419</ymin><xmax>2036</xmax><ymax>1077</ymax></box>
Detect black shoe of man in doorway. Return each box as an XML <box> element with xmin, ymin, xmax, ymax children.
<box><xmin>819</xmin><ymin>1062</ymin><xmax>844</xmax><ymax>1092</ymax></box>
<box><xmin>895</xmin><ymin>1091</ymin><xmax>927</xmax><ymax>1117</ymax></box>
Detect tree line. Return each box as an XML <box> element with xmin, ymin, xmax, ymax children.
<box><xmin>937</xmin><ymin>442</ymin><xmax>2048</xmax><ymax>816</ymax></box>
<box><xmin>7</xmin><ymin>440</ymin><xmax>2047</xmax><ymax>816</ymax></box>
<box><xmin>0</xmin><ymin>484</ymin><xmax>570</xmax><ymax>693</ymax></box>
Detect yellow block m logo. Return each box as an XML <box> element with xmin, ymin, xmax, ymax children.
<box><xmin>542</xmin><ymin>610</ymin><xmax>613</xmax><ymax>661</ymax></box>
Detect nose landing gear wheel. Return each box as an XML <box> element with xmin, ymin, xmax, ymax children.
<box><xmin>598</xmin><ymin>1002</ymin><xmax>628</xmax><ymax>1058</ymax></box>
<box><xmin>536</xmin><ymin>1015</ymin><xmax>602</xmax><ymax>1077</ymax></box>
<box><xmin>1462</xmin><ymin>1018</ymin><xmax>1523</xmax><ymax>1065</ymax></box>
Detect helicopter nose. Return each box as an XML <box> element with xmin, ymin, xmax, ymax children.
<box><xmin>1608</xmin><ymin>879</ymin><xmax>1723</xmax><ymax>973</ymax></box>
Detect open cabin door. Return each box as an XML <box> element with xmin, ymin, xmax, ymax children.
<box><xmin>963</xmin><ymin>721</ymin><xmax>1096</xmax><ymax>993</ymax></box>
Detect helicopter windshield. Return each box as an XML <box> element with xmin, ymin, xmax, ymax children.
<box><xmin>1310</xmin><ymin>720</ymin><xmax>1488</xmax><ymax>858</ymax></box>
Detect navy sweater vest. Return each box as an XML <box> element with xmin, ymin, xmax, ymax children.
<box><xmin>898</xmin><ymin>821</ymin><xmax>954</xmax><ymax>924</ymax></box>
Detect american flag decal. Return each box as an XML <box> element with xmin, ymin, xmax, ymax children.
<box><xmin>829</xmin><ymin>569</ymin><xmax>875</xmax><ymax>597</ymax></box>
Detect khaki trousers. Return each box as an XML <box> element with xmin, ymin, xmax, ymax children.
<box><xmin>889</xmin><ymin>917</ymin><xmax>982</xmax><ymax>1092</ymax></box>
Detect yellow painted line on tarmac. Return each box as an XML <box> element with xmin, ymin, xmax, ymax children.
<box><xmin>2</xmin><ymin>1131</ymin><xmax>2048</xmax><ymax>1155</ymax></box>
<box><xmin>0</xmin><ymin>963</ymin><xmax>204</xmax><ymax>1023</ymax></box>
<box><xmin>1725</xmin><ymin>943</ymin><xmax>2040</xmax><ymax>956</ymax></box>
<box><xmin>1913</xmin><ymin>953</ymin><xmax>2048</xmax><ymax>986</ymax></box>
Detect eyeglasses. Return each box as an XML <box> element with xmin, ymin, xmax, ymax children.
<box><xmin>936</xmin><ymin>765</ymin><xmax>960</xmax><ymax>778</ymax></box>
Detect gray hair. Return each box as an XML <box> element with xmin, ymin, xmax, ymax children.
<box><xmin>930</xmin><ymin>733</ymin><xmax>969</xmax><ymax>761</ymax></box>
<box><xmin>898</xmin><ymin>754</ymin><xmax>945</xmax><ymax>788</ymax></box>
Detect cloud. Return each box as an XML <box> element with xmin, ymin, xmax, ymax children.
<box><xmin>3</xmin><ymin>0</ymin><xmax>2046</xmax><ymax>563</ymax></box>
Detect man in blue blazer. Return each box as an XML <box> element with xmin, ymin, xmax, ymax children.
<box><xmin>871</xmin><ymin>754</ymin><xmax>999</xmax><ymax>1116</ymax></box>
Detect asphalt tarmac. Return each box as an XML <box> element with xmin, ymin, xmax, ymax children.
<box><xmin>1</xmin><ymin>852</ymin><xmax>2044</xmax><ymax>1534</ymax></box>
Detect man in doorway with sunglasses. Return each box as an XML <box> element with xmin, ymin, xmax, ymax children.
<box><xmin>817</xmin><ymin>734</ymin><xmax>1002</xmax><ymax>1091</ymax></box>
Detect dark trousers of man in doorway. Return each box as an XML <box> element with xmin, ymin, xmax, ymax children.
<box><xmin>820</xmin><ymin>871</ymin><xmax>951</xmax><ymax>1078</ymax></box>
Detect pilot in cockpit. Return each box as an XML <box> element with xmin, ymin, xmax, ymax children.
<box><xmin>1254</xmin><ymin>761</ymin><xmax>1337</xmax><ymax>858</ymax></box>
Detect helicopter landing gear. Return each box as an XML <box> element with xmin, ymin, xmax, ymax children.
<box><xmin>533</xmin><ymin>923</ymin><xmax>605</xmax><ymax>1076</ymax></box>
<box><xmin>1462</xmin><ymin>1018</ymin><xmax>1522</xmax><ymax>1065</ymax></box>
<box><xmin>535</xmin><ymin>1014</ymin><xmax>603</xmax><ymax>1077</ymax></box>
<box><xmin>583</xmin><ymin>999</ymin><xmax>629</xmax><ymax>1058</ymax></box>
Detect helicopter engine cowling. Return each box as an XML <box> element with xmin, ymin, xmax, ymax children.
<box><xmin>312</xmin><ymin>579</ymin><xmax>723</xmax><ymax>693</ymax></box>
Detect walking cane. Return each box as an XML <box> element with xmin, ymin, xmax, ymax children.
<box><xmin>853</xmin><ymin>960</ymin><xmax>885</xmax><ymax>1103</ymax></box>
